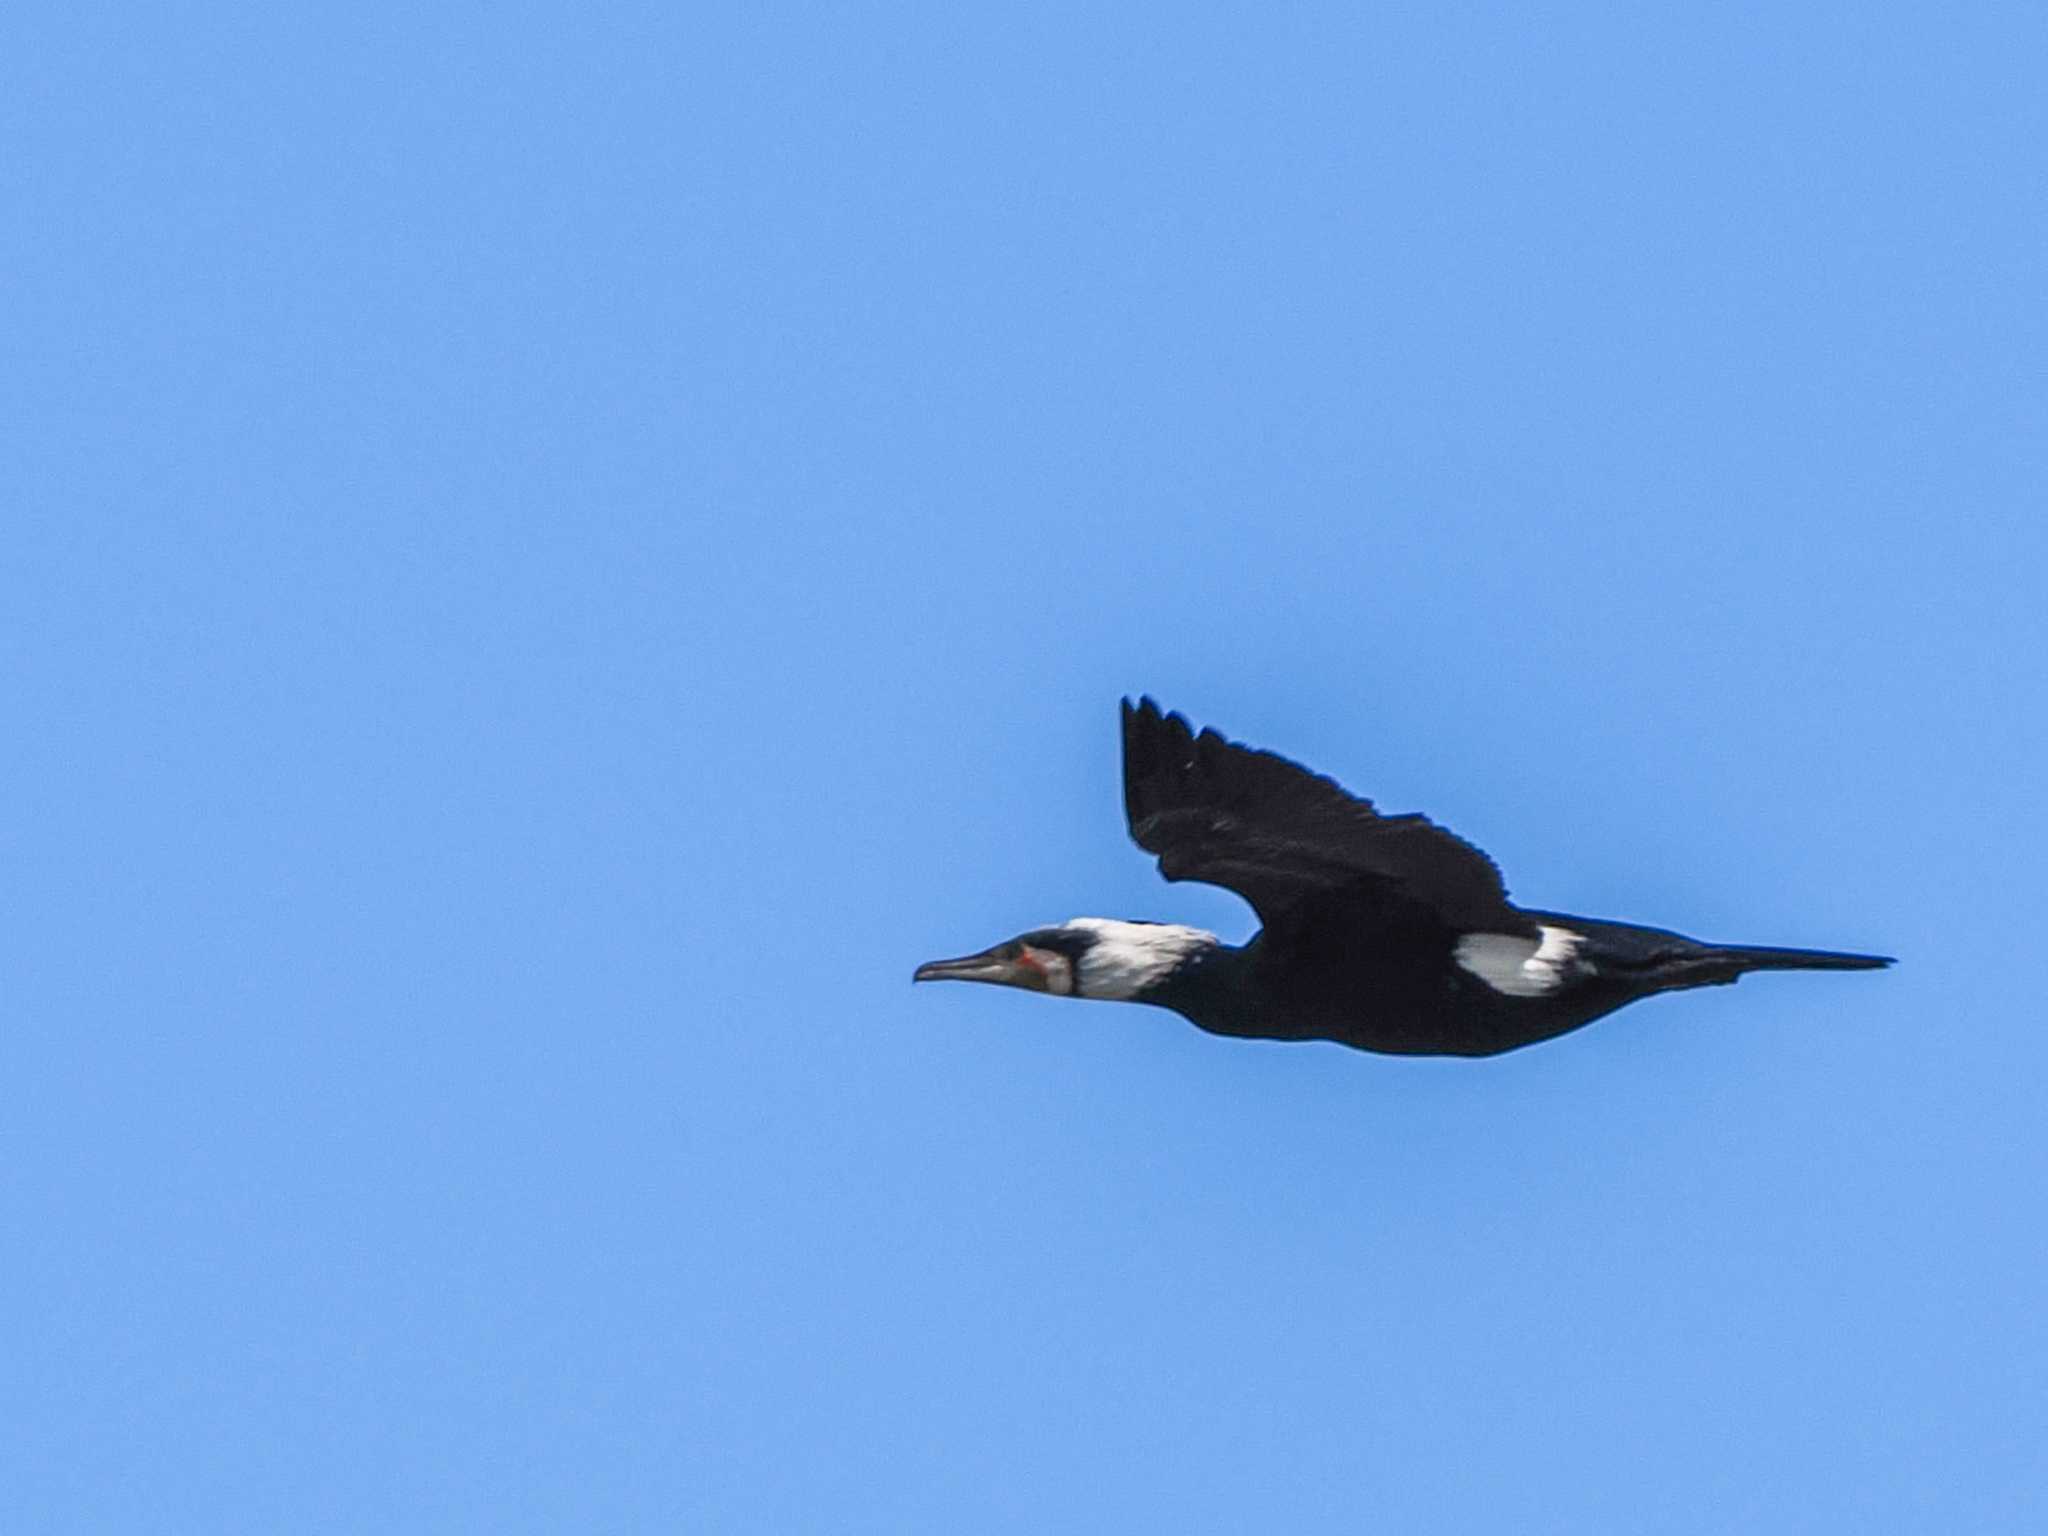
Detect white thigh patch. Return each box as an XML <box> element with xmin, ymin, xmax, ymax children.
<box><xmin>1455</xmin><ymin>925</ymin><xmax>1585</xmax><ymax>996</ymax></box>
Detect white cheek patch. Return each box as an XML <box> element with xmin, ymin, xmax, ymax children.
<box><xmin>1455</xmin><ymin>925</ymin><xmax>1585</xmax><ymax>996</ymax></box>
<box><xmin>1061</xmin><ymin>918</ymin><xmax>1216</xmax><ymax>1000</ymax></box>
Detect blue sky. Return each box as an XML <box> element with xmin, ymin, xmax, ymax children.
<box><xmin>5</xmin><ymin>3</ymin><xmax>2044</xmax><ymax>1530</ymax></box>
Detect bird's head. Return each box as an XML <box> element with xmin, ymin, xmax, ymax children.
<box><xmin>914</xmin><ymin>918</ymin><xmax>1216</xmax><ymax>1001</ymax></box>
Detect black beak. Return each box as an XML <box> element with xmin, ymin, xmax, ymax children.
<box><xmin>913</xmin><ymin>946</ymin><xmax>1024</xmax><ymax>986</ymax></box>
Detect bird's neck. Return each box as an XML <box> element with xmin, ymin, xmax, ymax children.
<box><xmin>1133</xmin><ymin>941</ymin><xmax>1268</xmax><ymax>1038</ymax></box>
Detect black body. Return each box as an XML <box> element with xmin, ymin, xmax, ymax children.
<box><xmin>1118</xmin><ymin>699</ymin><xmax>1889</xmax><ymax>1056</ymax></box>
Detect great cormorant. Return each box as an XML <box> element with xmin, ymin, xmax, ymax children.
<box><xmin>914</xmin><ymin>698</ymin><xmax>1890</xmax><ymax>1057</ymax></box>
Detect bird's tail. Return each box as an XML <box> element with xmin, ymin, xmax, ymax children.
<box><xmin>1666</xmin><ymin>943</ymin><xmax>1894</xmax><ymax>989</ymax></box>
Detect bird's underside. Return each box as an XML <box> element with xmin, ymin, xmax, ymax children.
<box><xmin>1160</xmin><ymin>904</ymin><xmax>1883</xmax><ymax>1057</ymax></box>
<box><xmin>913</xmin><ymin>698</ymin><xmax>1891</xmax><ymax>1058</ymax></box>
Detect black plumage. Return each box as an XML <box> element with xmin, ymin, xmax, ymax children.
<box><xmin>915</xmin><ymin>698</ymin><xmax>1891</xmax><ymax>1057</ymax></box>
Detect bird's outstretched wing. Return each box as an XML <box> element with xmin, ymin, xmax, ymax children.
<box><xmin>1120</xmin><ymin>697</ymin><xmax>1533</xmax><ymax>937</ymax></box>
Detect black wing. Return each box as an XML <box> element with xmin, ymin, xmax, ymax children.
<box><xmin>1120</xmin><ymin>697</ymin><xmax>1534</xmax><ymax>937</ymax></box>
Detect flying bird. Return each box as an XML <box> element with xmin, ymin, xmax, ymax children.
<box><xmin>914</xmin><ymin>698</ymin><xmax>1891</xmax><ymax>1057</ymax></box>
